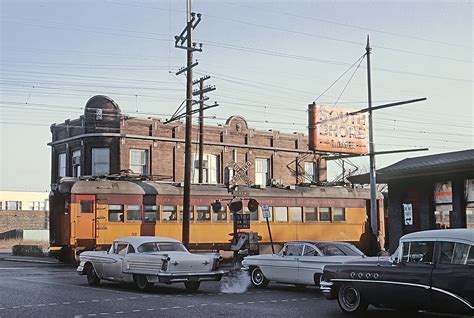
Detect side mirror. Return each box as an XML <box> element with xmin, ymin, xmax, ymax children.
<box><xmin>282</xmin><ymin>250</ymin><xmax>287</xmax><ymax>257</ymax></box>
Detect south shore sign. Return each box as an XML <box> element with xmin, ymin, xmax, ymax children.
<box><xmin>308</xmin><ymin>103</ymin><xmax>369</xmax><ymax>154</ymax></box>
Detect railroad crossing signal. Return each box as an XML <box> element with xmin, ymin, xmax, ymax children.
<box><xmin>227</xmin><ymin>160</ymin><xmax>253</xmax><ymax>186</ymax></box>
<box><xmin>247</xmin><ymin>198</ymin><xmax>259</xmax><ymax>213</ymax></box>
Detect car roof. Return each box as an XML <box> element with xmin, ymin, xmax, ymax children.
<box><xmin>401</xmin><ymin>229</ymin><xmax>474</xmax><ymax>244</ymax></box>
<box><xmin>114</xmin><ymin>236</ymin><xmax>181</xmax><ymax>247</ymax></box>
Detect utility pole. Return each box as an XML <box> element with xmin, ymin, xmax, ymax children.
<box><xmin>174</xmin><ymin>0</ymin><xmax>202</xmax><ymax>248</ymax></box>
<box><xmin>366</xmin><ymin>35</ymin><xmax>378</xmax><ymax>253</ymax></box>
<box><xmin>192</xmin><ymin>75</ymin><xmax>216</xmax><ymax>183</ymax></box>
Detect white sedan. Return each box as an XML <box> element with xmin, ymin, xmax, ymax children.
<box><xmin>77</xmin><ymin>236</ymin><xmax>225</xmax><ymax>291</ymax></box>
<box><xmin>242</xmin><ymin>241</ymin><xmax>366</xmax><ymax>288</ymax></box>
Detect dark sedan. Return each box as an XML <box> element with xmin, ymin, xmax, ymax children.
<box><xmin>320</xmin><ymin>229</ymin><xmax>474</xmax><ymax>316</ymax></box>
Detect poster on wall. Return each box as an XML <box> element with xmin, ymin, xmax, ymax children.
<box><xmin>403</xmin><ymin>203</ymin><xmax>413</xmax><ymax>225</ymax></box>
<box><xmin>434</xmin><ymin>181</ymin><xmax>452</xmax><ymax>204</ymax></box>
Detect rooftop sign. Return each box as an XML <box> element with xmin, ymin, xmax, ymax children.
<box><xmin>308</xmin><ymin>103</ymin><xmax>369</xmax><ymax>154</ymax></box>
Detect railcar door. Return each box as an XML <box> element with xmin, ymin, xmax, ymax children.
<box><xmin>75</xmin><ymin>195</ymin><xmax>96</xmax><ymax>239</ymax></box>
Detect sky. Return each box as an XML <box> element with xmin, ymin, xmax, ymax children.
<box><xmin>0</xmin><ymin>0</ymin><xmax>472</xmax><ymax>192</ymax></box>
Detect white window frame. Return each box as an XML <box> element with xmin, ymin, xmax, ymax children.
<box><xmin>304</xmin><ymin>162</ymin><xmax>317</xmax><ymax>182</ymax></box>
<box><xmin>130</xmin><ymin>149</ymin><xmax>148</xmax><ymax>175</ymax></box>
<box><xmin>58</xmin><ymin>153</ymin><xmax>66</xmax><ymax>177</ymax></box>
<box><xmin>192</xmin><ymin>153</ymin><xmax>220</xmax><ymax>184</ymax></box>
<box><xmin>92</xmin><ymin>148</ymin><xmax>110</xmax><ymax>176</ymax></box>
<box><xmin>255</xmin><ymin>158</ymin><xmax>270</xmax><ymax>187</ymax></box>
<box><xmin>72</xmin><ymin>150</ymin><xmax>81</xmax><ymax>177</ymax></box>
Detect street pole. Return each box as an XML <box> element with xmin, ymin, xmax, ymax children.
<box><xmin>366</xmin><ymin>35</ymin><xmax>378</xmax><ymax>253</ymax></box>
<box><xmin>198</xmin><ymin>78</ymin><xmax>204</xmax><ymax>183</ymax></box>
<box><xmin>182</xmin><ymin>0</ymin><xmax>193</xmax><ymax>247</ymax></box>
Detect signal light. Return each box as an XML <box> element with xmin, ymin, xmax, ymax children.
<box><xmin>211</xmin><ymin>200</ymin><xmax>222</xmax><ymax>213</ymax></box>
<box><xmin>229</xmin><ymin>198</ymin><xmax>243</xmax><ymax>212</ymax></box>
<box><xmin>247</xmin><ymin>198</ymin><xmax>259</xmax><ymax>212</ymax></box>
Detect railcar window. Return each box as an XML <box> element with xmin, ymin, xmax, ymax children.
<box><xmin>319</xmin><ymin>207</ymin><xmax>331</xmax><ymax>222</ymax></box>
<box><xmin>305</xmin><ymin>207</ymin><xmax>317</xmax><ymax>222</ymax></box>
<box><xmin>401</xmin><ymin>241</ymin><xmax>434</xmax><ymax>263</ymax></box>
<box><xmin>162</xmin><ymin>206</ymin><xmax>177</xmax><ymax>222</ymax></box>
<box><xmin>80</xmin><ymin>200</ymin><xmax>93</xmax><ymax>213</ymax></box>
<box><xmin>179</xmin><ymin>206</ymin><xmax>194</xmax><ymax>222</ymax></box>
<box><xmin>144</xmin><ymin>205</ymin><xmax>158</xmax><ymax>223</ymax></box>
<box><xmin>108</xmin><ymin>204</ymin><xmax>124</xmax><ymax>222</ymax></box>
<box><xmin>197</xmin><ymin>206</ymin><xmax>211</xmax><ymax>222</ymax></box>
<box><xmin>126</xmin><ymin>205</ymin><xmax>141</xmax><ymax>222</ymax></box>
<box><xmin>332</xmin><ymin>208</ymin><xmax>345</xmax><ymax>222</ymax></box>
<box><xmin>275</xmin><ymin>207</ymin><xmax>288</xmax><ymax>223</ymax></box>
<box><xmin>212</xmin><ymin>206</ymin><xmax>227</xmax><ymax>222</ymax></box>
<box><xmin>289</xmin><ymin>207</ymin><xmax>303</xmax><ymax>223</ymax></box>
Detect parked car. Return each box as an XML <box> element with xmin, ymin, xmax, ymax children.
<box><xmin>320</xmin><ymin>229</ymin><xmax>474</xmax><ymax>316</ymax></box>
<box><xmin>241</xmin><ymin>240</ymin><xmax>366</xmax><ymax>288</ymax></box>
<box><xmin>77</xmin><ymin>236</ymin><xmax>226</xmax><ymax>291</ymax></box>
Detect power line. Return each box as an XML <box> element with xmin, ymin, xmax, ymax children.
<box><xmin>221</xmin><ymin>1</ymin><xmax>472</xmax><ymax>50</ymax></box>
<box><xmin>314</xmin><ymin>54</ymin><xmax>366</xmax><ymax>102</ymax></box>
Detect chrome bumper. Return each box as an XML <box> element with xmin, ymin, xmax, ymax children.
<box><xmin>319</xmin><ymin>281</ymin><xmax>336</xmax><ymax>299</ymax></box>
<box><xmin>149</xmin><ymin>269</ymin><xmax>227</xmax><ymax>283</ymax></box>
<box><xmin>76</xmin><ymin>262</ymin><xmax>85</xmax><ymax>275</ymax></box>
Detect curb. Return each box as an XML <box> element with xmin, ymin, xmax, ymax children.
<box><xmin>3</xmin><ymin>257</ymin><xmax>61</xmax><ymax>264</ymax></box>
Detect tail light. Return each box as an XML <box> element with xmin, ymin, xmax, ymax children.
<box><xmin>161</xmin><ymin>255</ymin><xmax>170</xmax><ymax>271</ymax></box>
<box><xmin>212</xmin><ymin>255</ymin><xmax>223</xmax><ymax>271</ymax></box>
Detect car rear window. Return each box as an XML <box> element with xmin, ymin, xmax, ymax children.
<box><xmin>137</xmin><ymin>242</ymin><xmax>188</xmax><ymax>253</ymax></box>
<box><xmin>316</xmin><ymin>243</ymin><xmax>364</xmax><ymax>256</ymax></box>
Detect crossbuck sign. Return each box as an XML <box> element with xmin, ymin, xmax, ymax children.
<box><xmin>227</xmin><ymin>160</ymin><xmax>252</xmax><ymax>186</ymax></box>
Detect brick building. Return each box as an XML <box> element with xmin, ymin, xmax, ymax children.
<box><xmin>49</xmin><ymin>95</ymin><xmax>326</xmax><ymax>187</ymax></box>
<box><xmin>0</xmin><ymin>191</ymin><xmax>49</xmax><ymax>234</ymax></box>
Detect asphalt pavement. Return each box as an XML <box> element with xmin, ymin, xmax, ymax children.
<box><xmin>0</xmin><ymin>253</ymin><xmax>463</xmax><ymax>318</ymax></box>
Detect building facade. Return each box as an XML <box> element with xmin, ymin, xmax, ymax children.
<box><xmin>349</xmin><ymin>149</ymin><xmax>474</xmax><ymax>252</ymax></box>
<box><xmin>0</xmin><ymin>191</ymin><xmax>49</xmax><ymax>234</ymax></box>
<box><xmin>49</xmin><ymin>95</ymin><xmax>327</xmax><ymax>187</ymax></box>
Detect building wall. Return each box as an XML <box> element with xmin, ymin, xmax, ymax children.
<box><xmin>0</xmin><ymin>191</ymin><xmax>49</xmax><ymax>211</ymax></box>
<box><xmin>0</xmin><ymin>210</ymin><xmax>49</xmax><ymax>233</ymax></box>
<box><xmin>387</xmin><ymin>174</ymin><xmax>474</xmax><ymax>252</ymax></box>
<box><xmin>49</xmin><ymin>96</ymin><xmax>327</xmax><ymax>186</ymax></box>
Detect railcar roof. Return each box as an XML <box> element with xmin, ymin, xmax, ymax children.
<box><xmin>59</xmin><ymin>178</ymin><xmax>379</xmax><ymax>199</ymax></box>
<box><xmin>401</xmin><ymin>229</ymin><xmax>474</xmax><ymax>243</ymax></box>
<box><xmin>114</xmin><ymin>236</ymin><xmax>181</xmax><ymax>247</ymax></box>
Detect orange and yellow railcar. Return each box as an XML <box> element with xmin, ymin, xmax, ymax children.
<box><xmin>49</xmin><ymin>178</ymin><xmax>384</xmax><ymax>262</ymax></box>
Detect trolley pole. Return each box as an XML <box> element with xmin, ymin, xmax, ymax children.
<box><xmin>366</xmin><ymin>35</ymin><xmax>378</xmax><ymax>253</ymax></box>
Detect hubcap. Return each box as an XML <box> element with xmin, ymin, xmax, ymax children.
<box><xmin>253</xmin><ymin>270</ymin><xmax>263</xmax><ymax>284</ymax></box>
<box><xmin>342</xmin><ymin>286</ymin><xmax>359</xmax><ymax>309</ymax></box>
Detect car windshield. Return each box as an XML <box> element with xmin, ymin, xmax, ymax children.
<box><xmin>137</xmin><ymin>242</ymin><xmax>188</xmax><ymax>253</ymax></box>
<box><xmin>316</xmin><ymin>242</ymin><xmax>365</xmax><ymax>256</ymax></box>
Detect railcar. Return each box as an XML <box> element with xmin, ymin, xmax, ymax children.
<box><xmin>49</xmin><ymin>177</ymin><xmax>384</xmax><ymax>262</ymax></box>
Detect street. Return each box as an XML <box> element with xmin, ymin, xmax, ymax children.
<box><xmin>0</xmin><ymin>254</ymin><xmax>463</xmax><ymax>318</ymax></box>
